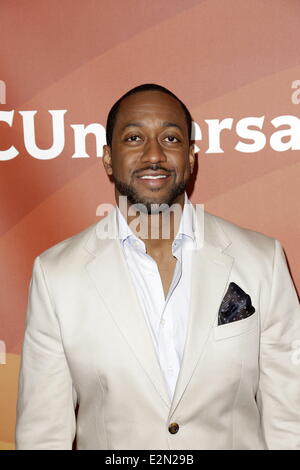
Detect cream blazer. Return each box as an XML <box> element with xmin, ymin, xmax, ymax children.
<box><xmin>15</xmin><ymin>207</ymin><xmax>300</xmax><ymax>450</ymax></box>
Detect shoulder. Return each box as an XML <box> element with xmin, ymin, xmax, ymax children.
<box><xmin>36</xmin><ymin>207</ymin><xmax>117</xmax><ymax>277</ymax></box>
<box><xmin>37</xmin><ymin>221</ymin><xmax>99</xmax><ymax>274</ymax></box>
<box><xmin>203</xmin><ymin>210</ymin><xmax>276</xmax><ymax>261</ymax></box>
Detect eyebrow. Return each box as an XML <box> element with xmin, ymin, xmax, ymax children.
<box><xmin>121</xmin><ymin>121</ymin><xmax>184</xmax><ymax>132</ymax></box>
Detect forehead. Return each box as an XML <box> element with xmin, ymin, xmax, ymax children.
<box><xmin>115</xmin><ymin>91</ymin><xmax>187</xmax><ymax>129</ymax></box>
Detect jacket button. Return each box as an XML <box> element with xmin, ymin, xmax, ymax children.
<box><xmin>168</xmin><ymin>422</ymin><xmax>179</xmax><ymax>434</ymax></box>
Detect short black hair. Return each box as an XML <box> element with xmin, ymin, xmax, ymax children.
<box><xmin>105</xmin><ymin>83</ymin><xmax>192</xmax><ymax>147</ymax></box>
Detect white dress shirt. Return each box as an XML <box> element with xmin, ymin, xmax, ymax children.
<box><xmin>116</xmin><ymin>192</ymin><xmax>197</xmax><ymax>400</ymax></box>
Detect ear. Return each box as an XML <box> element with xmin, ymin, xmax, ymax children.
<box><xmin>188</xmin><ymin>143</ymin><xmax>195</xmax><ymax>174</ymax></box>
<box><xmin>102</xmin><ymin>145</ymin><xmax>113</xmax><ymax>176</ymax></box>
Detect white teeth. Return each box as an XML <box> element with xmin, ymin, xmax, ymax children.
<box><xmin>140</xmin><ymin>175</ymin><xmax>167</xmax><ymax>179</ymax></box>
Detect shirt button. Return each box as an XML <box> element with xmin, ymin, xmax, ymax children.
<box><xmin>168</xmin><ymin>422</ymin><xmax>179</xmax><ymax>434</ymax></box>
<box><xmin>160</xmin><ymin>319</ymin><xmax>166</xmax><ymax>326</ymax></box>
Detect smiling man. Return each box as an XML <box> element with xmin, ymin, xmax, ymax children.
<box><xmin>16</xmin><ymin>83</ymin><xmax>300</xmax><ymax>450</ymax></box>
<box><xmin>102</xmin><ymin>86</ymin><xmax>195</xmax><ymax>300</ymax></box>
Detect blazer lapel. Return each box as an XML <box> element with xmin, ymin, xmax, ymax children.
<box><xmin>169</xmin><ymin>210</ymin><xmax>234</xmax><ymax>418</ymax></box>
<box><xmin>84</xmin><ymin>208</ymin><xmax>171</xmax><ymax>409</ymax></box>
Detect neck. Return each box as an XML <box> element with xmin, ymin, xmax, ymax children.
<box><xmin>116</xmin><ymin>192</ymin><xmax>185</xmax><ymax>253</ymax></box>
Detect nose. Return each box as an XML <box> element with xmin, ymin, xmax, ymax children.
<box><xmin>140</xmin><ymin>137</ymin><xmax>167</xmax><ymax>164</ymax></box>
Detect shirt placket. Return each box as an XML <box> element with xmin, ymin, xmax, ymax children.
<box><xmin>157</xmin><ymin>239</ymin><xmax>183</xmax><ymax>398</ymax></box>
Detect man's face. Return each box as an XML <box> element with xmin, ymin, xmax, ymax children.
<box><xmin>103</xmin><ymin>90</ymin><xmax>195</xmax><ymax>212</ymax></box>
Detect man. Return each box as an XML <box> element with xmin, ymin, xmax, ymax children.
<box><xmin>15</xmin><ymin>83</ymin><xmax>300</xmax><ymax>450</ymax></box>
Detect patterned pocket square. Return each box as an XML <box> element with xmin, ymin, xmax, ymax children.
<box><xmin>218</xmin><ymin>282</ymin><xmax>255</xmax><ymax>325</ymax></box>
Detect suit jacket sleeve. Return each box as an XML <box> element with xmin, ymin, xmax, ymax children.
<box><xmin>15</xmin><ymin>256</ymin><xmax>77</xmax><ymax>450</ymax></box>
<box><xmin>256</xmin><ymin>239</ymin><xmax>300</xmax><ymax>449</ymax></box>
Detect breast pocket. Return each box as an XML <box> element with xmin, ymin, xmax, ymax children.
<box><xmin>213</xmin><ymin>311</ymin><xmax>259</xmax><ymax>341</ymax></box>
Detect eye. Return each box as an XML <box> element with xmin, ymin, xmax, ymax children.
<box><xmin>125</xmin><ymin>134</ymin><xmax>142</xmax><ymax>142</ymax></box>
<box><xmin>164</xmin><ymin>135</ymin><xmax>180</xmax><ymax>143</ymax></box>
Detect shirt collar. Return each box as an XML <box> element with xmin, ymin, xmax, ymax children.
<box><xmin>175</xmin><ymin>192</ymin><xmax>195</xmax><ymax>242</ymax></box>
<box><xmin>116</xmin><ymin>192</ymin><xmax>196</xmax><ymax>248</ymax></box>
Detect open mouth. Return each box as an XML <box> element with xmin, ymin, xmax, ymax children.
<box><xmin>139</xmin><ymin>175</ymin><xmax>168</xmax><ymax>180</ymax></box>
<box><xmin>136</xmin><ymin>173</ymin><xmax>171</xmax><ymax>187</ymax></box>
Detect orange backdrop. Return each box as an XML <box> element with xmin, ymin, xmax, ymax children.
<box><xmin>0</xmin><ymin>0</ymin><xmax>299</xmax><ymax>450</ymax></box>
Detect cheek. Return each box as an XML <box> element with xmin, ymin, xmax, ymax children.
<box><xmin>111</xmin><ymin>154</ymin><xmax>137</xmax><ymax>179</ymax></box>
<box><xmin>175</xmin><ymin>156</ymin><xmax>192</xmax><ymax>177</ymax></box>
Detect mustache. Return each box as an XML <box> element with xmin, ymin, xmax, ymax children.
<box><xmin>134</xmin><ymin>165</ymin><xmax>174</xmax><ymax>176</ymax></box>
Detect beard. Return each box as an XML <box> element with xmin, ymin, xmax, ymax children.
<box><xmin>113</xmin><ymin>174</ymin><xmax>189</xmax><ymax>214</ymax></box>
